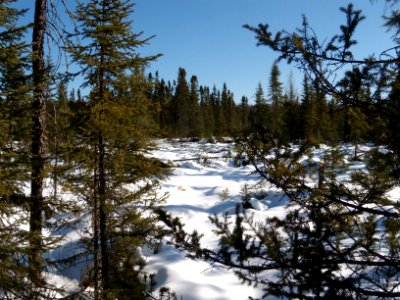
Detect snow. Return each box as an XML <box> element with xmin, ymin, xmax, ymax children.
<box><xmin>144</xmin><ymin>140</ymin><xmax>279</xmax><ymax>299</ymax></box>
<box><xmin>23</xmin><ymin>140</ymin><xmax>399</xmax><ymax>299</ymax></box>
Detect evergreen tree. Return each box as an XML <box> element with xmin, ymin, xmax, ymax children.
<box><xmin>29</xmin><ymin>0</ymin><xmax>49</xmax><ymax>286</ymax></box>
<box><xmin>221</xmin><ymin>83</ymin><xmax>235</xmax><ymax>136</ymax></box>
<box><xmin>387</xmin><ymin>67</ymin><xmax>400</xmax><ymax>159</ymax></box>
<box><xmin>268</xmin><ymin>63</ymin><xmax>285</xmax><ymax>144</ymax></box>
<box><xmin>283</xmin><ymin>75</ymin><xmax>301</xmax><ymax>143</ymax></box>
<box><xmin>188</xmin><ymin>75</ymin><xmax>201</xmax><ymax>138</ymax></box>
<box><xmin>299</xmin><ymin>76</ymin><xmax>331</xmax><ymax>144</ymax></box>
<box><xmin>171</xmin><ymin>68</ymin><xmax>190</xmax><ymax>137</ymax></box>
<box><xmin>67</xmin><ymin>0</ymin><xmax>165</xmax><ymax>298</ymax></box>
<box><xmin>199</xmin><ymin>85</ymin><xmax>215</xmax><ymax>138</ymax></box>
<box><xmin>299</xmin><ymin>74</ymin><xmax>312</xmax><ymax>141</ymax></box>
<box><xmin>251</xmin><ymin>82</ymin><xmax>268</xmax><ymax>130</ymax></box>
<box><xmin>211</xmin><ymin>85</ymin><xmax>223</xmax><ymax>137</ymax></box>
<box><xmin>0</xmin><ymin>1</ymin><xmax>32</xmax><ymax>297</ymax></box>
<box><xmin>245</xmin><ymin>82</ymin><xmax>275</xmax><ymax>147</ymax></box>
<box><xmin>157</xmin><ymin>78</ymin><xmax>174</xmax><ymax>136</ymax></box>
<box><xmin>238</xmin><ymin>96</ymin><xmax>250</xmax><ymax>132</ymax></box>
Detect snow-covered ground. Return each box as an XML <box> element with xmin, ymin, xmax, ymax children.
<box><xmin>143</xmin><ymin>140</ymin><xmax>398</xmax><ymax>300</ymax></box>
<box><xmin>38</xmin><ymin>140</ymin><xmax>398</xmax><ymax>299</ymax></box>
<box><xmin>145</xmin><ymin>140</ymin><xmax>270</xmax><ymax>300</ymax></box>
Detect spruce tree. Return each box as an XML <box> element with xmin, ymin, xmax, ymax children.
<box><xmin>220</xmin><ymin>83</ymin><xmax>237</xmax><ymax>136</ymax></box>
<box><xmin>247</xmin><ymin>82</ymin><xmax>272</xmax><ymax>145</ymax></box>
<box><xmin>199</xmin><ymin>85</ymin><xmax>215</xmax><ymax>138</ymax></box>
<box><xmin>387</xmin><ymin>67</ymin><xmax>400</xmax><ymax>160</ymax></box>
<box><xmin>157</xmin><ymin>78</ymin><xmax>174</xmax><ymax>136</ymax></box>
<box><xmin>189</xmin><ymin>75</ymin><xmax>202</xmax><ymax>138</ymax></box>
<box><xmin>238</xmin><ymin>96</ymin><xmax>250</xmax><ymax>132</ymax></box>
<box><xmin>67</xmin><ymin>0</ymin><xmax>165</xmax><ymax>298</ymax></box>
<box><xmin>28</xmin><ymin>0</ymin><xmax>54</xmax><ymax>289</ymax></box>
<box><xmin>208</xmin><ymin>85</ymin><xmax>221</xmax><ymax>138</ymax></box>
<box><xmin>283</xmin><ymin>73</ymin><xmax>301</xmax><ymax>143</ymax></box>
<box><xmin>220</xmin><ymin>83</ymin><xmax>230</xmax><ymax>135</ymax></box>
<box><xmin>171</xmin><ymin>68</ymin><xmax>190</xmax><ymax>137</ymax></box>
<box><xmin>0</xmin><ymin>1</ymin><xmax>32</xmax><ymax>297</ymax></box>
<box><xmin>268</xmin><ymin>63</ymin><xmax>285</xmax><ymax>144</ymax></box>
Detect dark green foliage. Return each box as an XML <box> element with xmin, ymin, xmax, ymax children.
<box><xmin>171</xmin><ymin>68</ymin><xmax>191</xmax><ymax>137</ymax></box>
<box><xmin>267</xmin><ymin>63</ymin><xmax>285</xmax><ymax>144</ymax></box>
<box><xmin>66</xmin><ymin>0</ymin><xmax>167</xmax><ymax>297</ymax></box>
<box><xmin>249</xmin><ymin>82</ymin><xmax>268</xmax><ymax>133</ymax></box>
<box><xmin>199</xmin><ymin>85</ymin><xmax>215</xmax><ymax>138</ymax></box>
<box><xmin>282</xmin><ymin>75</ymin><xmax>302</xmax><ymax>143</ymax></box>
<box><xmin>0</xmin><ymin>1</ymin><xmax>32</xmax><ymax>297</ymax></box>
<box><xmin>188</xmin><ymin>76</ymin><xmax>202</xmax><ymax>138</ymax></box>
<box><xmin>238</xmin><ymin>96</ymin><xmax>250</xmax><ymax>131</ymax></box>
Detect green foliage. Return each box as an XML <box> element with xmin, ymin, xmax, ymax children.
<box><xmin>0</xmin><ymin>1</ymin><xmax>33</xmax><ymax>297</ymax></box>
<box><xmin>171</xmin><ymin>68</ymin><xmax>191</xmax><ymax>137</ymax></box>
<box><xmin>66</xmin><ymin>0</ymin><xmax>168</xmax><ymax>297</ymax></box>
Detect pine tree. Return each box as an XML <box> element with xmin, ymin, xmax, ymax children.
<box><xmin>268</xmin><ymin>63</ymin><xmax>285</xmax><ymax>144</ymax></box>
<box><xmin>238</xmin><ymin>96</ymin><xmax>250</xmax><ymax>132</ymax></box>
<box><xmin>211</xmin><ymin>85</ymin><xmax>223</xmax><ymax>138</ymax></box>
<box><xmin>283</xmin><ymin>75</ymin><xmax>301</xmax><ymax>143</ymax></box>
<box><xmin>188</xmin><ymin>75</ymin><xmax>202</xmax><ymax>138</ymax></box>
<box><xmin>67</xmin><ymin>0</ymin><xmax>165</xmax><ymax>298</ymax></box>
<box><xmin>28</xmin><ymin>0</ymin><xmax>50</xmax><ymax>288</ymax></box>
<box><xmin>220</xmin><ymin>83</ymin><xmax>237</xmax><ymax>136</ymax></box>
<box><xmin>387</xmin><ymin>67</ymin><xmax>400</xmax><ymax>160</ymax></box>
<box><xmin>250</xmin><ymin>82</ymin><xmax>268</xmax><ymax>130</ymax></box>
<box><xmin>171</xmin><ymin>68</ymin><xmax>190</xmax><ymax>137</ymax></box>
<box><xmin>0</xmin><ymin>1</ymin><xmax>32</xmax><ymax>297</ymax></box>
<box><xmin>245</xmin><ymin>82</ymin><xmax>275</xmax><ymax>147</ymax></box>
<box><xmin>157</xmin><ymin>78</ymin><xmax>174</xmax><ymax>136</ymax></box>
<box><xmin>220</xmin><ymin>83</ymin><xmax>232</xmax><ymax>136</ymax></box>
<box><xmin>199</xmin><ymin>85</ymin><xmax>214</xmax><ymax>138</ymax></box>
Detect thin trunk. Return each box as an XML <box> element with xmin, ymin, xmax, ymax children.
<box><xmin>354</xmin><ymin>141</ymin><xmax>358</xmax><ymax>161</ymax></box>
<box><xmin>93</xmin><ymin>151</ymin><xmax>100</xmax><ymax>300</ymax></box>
<box><xmin>99</xmin><ymin>135</ymin><xmax>109</xmax><ymax>293</ymax></box>
<box><xmin>30</xmin><ymin>0</ymin><xmax>47</xmax><ymax>285</ymax></box>
<box><xmin>98</xmin><ymin>2</ymin><xmax>109</xmax><ymax>291</ymax></box>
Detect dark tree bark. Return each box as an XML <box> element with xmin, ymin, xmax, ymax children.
<box><xmin>98</xmin><ymin>2</ymin><xmax>109</xmax><ymax>291</ymax></box>
<box><xmin>29</xmin><ymin>0</ymin><xmax>47</xmax><ymax>286</ymax></box>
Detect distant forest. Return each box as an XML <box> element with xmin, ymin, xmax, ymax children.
<box><xmin>64</xmin><ymin>62</ymin><xmax>388</xmax><ymax>148</ymax></box>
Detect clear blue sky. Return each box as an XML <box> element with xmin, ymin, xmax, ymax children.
<box><xmin>131</xmin><ymin>0</ymin><xmax>393</xmax><ymax>102</ymax></box>
<box><xmin>16</xmin><ymin>0</ymin><xmax>394</xmax><ymax>102</ymax></box>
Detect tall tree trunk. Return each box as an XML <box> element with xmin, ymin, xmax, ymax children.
<box><xmin>98</xmin><ymin>4</ymin><xmax>109</xmax><ymax>290</ymax></box>
<box><xmin>30</xmin><ymin>0</ymin><xmax>47</xmax><ymax>285</ymax></box>
<box><xmin>99</xmin><ymin>135</ymin><xmax>109</xmax><ymax>294</ymax></box>
<box><xmin>93</xmin><ymin>153</ymin><xmax>100</xmax><ymax>300</ymax></box>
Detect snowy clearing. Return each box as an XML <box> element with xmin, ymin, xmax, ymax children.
<box><xmin>42</xmin><ymin>139</ymin><xmax>398</xmax><ymax>299</ymax></box>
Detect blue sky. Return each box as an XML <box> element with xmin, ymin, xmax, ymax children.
<box><xmin>15</xmin><ymin>0</ymin><xmax>394</xmax><ymax>102</ymax></box>
<box><xmin>132</xmin><ymin>0</ymin><xmax>393</xmax><ymax>101</ymax></box>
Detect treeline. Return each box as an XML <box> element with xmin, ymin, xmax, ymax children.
<box><xmin>53</xmin><ymin>61</ymin><xmax>392</xmax><ymax>151</ymax></box>
<box><xmin>142</xmin><ymin>63</ymin><xmax>387</xmax><ymax>151</ymax></box>
<box><xmin>49</xmin><ymin>61</ymin><xmax>390</xmax><ymax>150</ymax></box>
